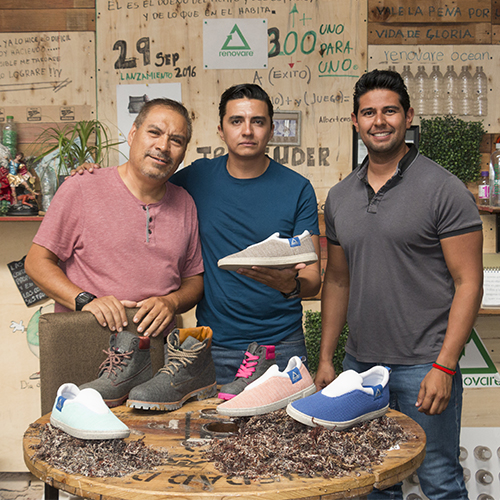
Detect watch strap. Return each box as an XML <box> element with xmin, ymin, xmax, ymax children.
<box><xmin>281</xmin><ymin>276</ymin><xmax>301</xmax><ymax>299</ymax></box>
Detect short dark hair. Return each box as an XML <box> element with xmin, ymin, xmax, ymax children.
<box><xmin>353</xmin><ymin>69</ymin><xmax>411</xmax><ymax>116</ymax></box>
<box><xmin>219</xmin><ymin>83</ymin><xmax>274</xmax><ymax>127</ymax></box>
<box><xmin>134</xmin><ymin>98</ymin><xmax>192</xmax><ymax>144</ymax></box>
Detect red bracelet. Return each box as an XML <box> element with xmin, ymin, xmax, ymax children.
<box><xmin>432</xmin><ymin>362</ymin><xmax>456</xmax><ymax>376</ymax></box>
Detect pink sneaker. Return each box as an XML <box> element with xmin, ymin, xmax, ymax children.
<box><xmin>217</xmin><ymin>356</ymin><xmax>316</xmax><ymax>417</ymax></box>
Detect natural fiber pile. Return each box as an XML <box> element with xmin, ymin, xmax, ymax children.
<box><xmin>206</xmin><ymin>410</ymin><xmax>412</xmax><ymax>479</ymax></box>
<box><xmin>29</xmin><ymin>423</ymin><xmax>169</xmax><ymax>477</ymax></box>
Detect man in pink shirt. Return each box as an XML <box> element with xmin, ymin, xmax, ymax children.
<box><xmin>25</xmin><ymin>99</ymin><xmax>204</xmax><ymax>338</ymax></box>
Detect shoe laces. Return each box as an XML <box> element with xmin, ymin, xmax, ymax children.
<box><xmin>160</xmin><ymin>339</ymin><xmax>204</xmax><ymax>376</ymax></box>
<box><xmin>235</xmin><ymin>351</ymin><xmax>260</xmax><ymax>379</ymax></box>
<box><xmin>99</xmin><ymin>347</ymin><xmax>133</xmax><ymax>378</ymax></box>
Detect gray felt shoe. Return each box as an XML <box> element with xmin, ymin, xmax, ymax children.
<box><xmin>126</xmin><ymin>327</ymin><xmax>217</xmax><ymax>411</ymax></box>
<box><xmin>218</xmin><ymin>342</ymin><xmax>276</xmax><ymax>401</ymax></box>
<box><xmin>80</xmin><ymin>331</ymin><xmax>153</xmax><ymax>408</ymax></box>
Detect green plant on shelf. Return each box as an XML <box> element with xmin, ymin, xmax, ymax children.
<box><xmin>32</xmin><ymin>120</ymin><xmax>122</xmax><ymax>180</ymax></box>
<box><xmin>303</xmin><ymin>309</ymin><xmax>348</xmax><ymax>376</ymax></box>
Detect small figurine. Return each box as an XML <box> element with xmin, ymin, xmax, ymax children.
<box><xmin>7</xmin><ymin>152</ymin><xmax>39</xmax><ymax>205</ymax></box>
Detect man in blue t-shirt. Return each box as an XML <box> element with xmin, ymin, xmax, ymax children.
<box><xmin>170</xmin><ymin>84</ymin><xmax>321</xmax><ymax>383</ymax></box>
<box><xmin>76</xmin><ymin>84</ymin><xmax>321</xmax><ymax>383</ymax></box>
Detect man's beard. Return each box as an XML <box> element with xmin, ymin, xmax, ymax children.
<box><xmin>141</xmin><ymin>153</ymin><xmax>175</xmax><ymax>180</ymax></box>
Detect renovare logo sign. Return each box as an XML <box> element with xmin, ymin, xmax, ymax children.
<box><xmin>203</xmin><ymin>19</ymin><xmax>268</xmax><ymax>69</ymax></box>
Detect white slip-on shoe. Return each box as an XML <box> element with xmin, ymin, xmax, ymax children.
<box><xmin>50</xmin><ymin>383</ymin><xmax>130</xmax><ymax>440</ymax></box>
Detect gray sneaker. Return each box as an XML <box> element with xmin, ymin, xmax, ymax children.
<box><xmin>218</xmin><ymin>230</ymin><xmax>318</xmax><ymax>270</ymax></box>
<box><xmin>218</xmin><ymin>342</ymin><xmax>276</xmax><ymax>401</ymax></box>
<box><xmin>126</xmin><ymin>327</ymin><xmax>217</xmax><ymax>411</ymax></box>
<box><xmin>80</xmin><ymin>331</ymin><xmax>152</xmax><ymax>408</ymax></box>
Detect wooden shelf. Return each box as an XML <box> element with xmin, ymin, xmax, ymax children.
<box><xmin>0</xmin><ymin>216</ymin><xmax>43</xmax><ymax>221</ymax></box>
<box><xmin>479</xmin><ymin>308</ymin><xmax>500</xmax><ymax>315</ymax></box>
<box><xmin>478</xmin><ymin>205</ymin><xmax>500</xmax><ymax>214</ymax></box>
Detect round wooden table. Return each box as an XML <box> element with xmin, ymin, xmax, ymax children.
<box><xmin>24</xmin><ymin>399</ymin><xmax>426</xmax><ymax>500</ymax></box>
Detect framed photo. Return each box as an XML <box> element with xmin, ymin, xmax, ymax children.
<box><xmin>352</xmin><ymin>125</ymin><xmax>419</xmax><ymax>170</ymax></box>
<box><xmin>269</xmin><ymin>110</ymin><xmax>301</xmax><ymax>146</ymax></box>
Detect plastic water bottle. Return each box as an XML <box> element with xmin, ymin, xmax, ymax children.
<box><xmin>474</xmin><ymin>445</ymin><xmax>492</xmax><ymax>460</ymax></box>
<box><xmin>40</xmin><ymin>165</ymin><xmax>57</xmax><ymax>212</ymax></box>
<box><xmin>475</xmin><ymin>469</ymin><xmax>493</xmax><ymax>485</ymax></box>
<box><xmin>458</xmin><ymin>65</ymin><xmax>473</xmax><ymax>116</ymax></box>
<box><xmin>406</xmin><ymin>472</ymin><xmax>420</xmax><ymax>485</ymax></box>
<box><xmin>414</xmin><ymin>66</ymin><xmax>429</xmax><ymax>116</ymax></box>
<box><xmin>429</xmin><ymin>65</ymin><xmax>444</xmax><ymax>115</ymax></box>
<box><xmin>2</xmin><ymin>115</ymin><xmax>17</xmax><ymax>158</ymax></box>
<box><xmin>474</xmin><ymin>66</ymin><xmax>488</xmax><ymax>116</ymax></box>
<box><xmin>401</xmin><ymin>65</ymin><xmax>415</xmax><ymax>101</ymax></box>
<box><xmin>463</xmin><ymin>467</ymin><xmax>471</xmax><ymax>483</ymax></box>
<box><xmin>478</xmin><ymin>171</ymin><xmax>490</xmax><ymax>206</ymax></box>
<box><xmin>444</xmin><ymin>65</ymin><xmax>459</xmax><ymax>115</ymax></box>
<box><xmin>489</xmin><ymin>143</ymin><xmax>500</xmax><ymax>207</ymax></box>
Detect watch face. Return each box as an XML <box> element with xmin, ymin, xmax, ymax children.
<box><xmin>75</xmin><ymin>292</ymin><xmax>96</xmax><ymax>310</ymax></box>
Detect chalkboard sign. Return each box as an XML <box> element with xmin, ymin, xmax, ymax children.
<box><xmin>7</xmin><ymin>256</ymin><xmax>48</xmax><ymax>307</ymax></box>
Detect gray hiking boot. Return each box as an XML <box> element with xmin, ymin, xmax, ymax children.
<box><xmin>126</xmin><ymin>327</ymin><xmax>217</xmax><ymax>411</ymax></box>
<box><xmin>80</xmin><ymin>331</ymin><xmax>152</xmax><ymax>408</ymax></box>
<box><xmin>218</xmin><ymin>342</ymin><xmax>276</xmax><ymax>400</ymax></box>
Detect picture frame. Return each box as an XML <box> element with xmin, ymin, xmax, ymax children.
<box><xmin>269</xmin><ymin>110</ymin><xmax>302</xmax><ymax>146</ymax></box>
<box><xmin>352</xmin><ymin>125</ymin><xmax>419</xmax><ymax>170</ymax></box>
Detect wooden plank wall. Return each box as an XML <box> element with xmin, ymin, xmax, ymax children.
<box><xmin>1</xmin><ymin>1</ymin><xmax>500</xmax><ymax>196</ymax></box>
<box><xmin>96</xmin><ymin>1</ymin><xmax>367</xmax><ymax>206</ymax></box>
<box><xmin>0</xmin><ymin>1</ymin><xmax>95</xmax><ymax>153</ymax></box>
<box><xmin>368</xmin><ymin>0</ymin><xmax>499</xmax><ymax>166</ymax></box>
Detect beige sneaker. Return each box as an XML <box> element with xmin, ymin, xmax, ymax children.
<box><xmin>217</xmin><ymin>230</ymin><xmax>317</xmax><ymax>271</ymax></box>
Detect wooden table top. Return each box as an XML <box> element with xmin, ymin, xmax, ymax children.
<box><xmin>23</xmin><ymin>399</ymin><xmax>426</xmax><ymax>500</ymax></box>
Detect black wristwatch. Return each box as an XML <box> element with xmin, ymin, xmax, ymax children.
<box><xmin>75</xmin><ymin>291</ymin><xmax>97</xmax><ymax>311</ymax></box>
<box><xmin>281</xmin><ymin>276</ymin><xmax>301</xmax><ymax>299</ymax></box>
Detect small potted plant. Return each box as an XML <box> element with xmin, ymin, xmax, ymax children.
<box><xmin>31</xmin><ymin>120</ymin><xmax>122</xmax><ymax>211</ymax></box>
<box><xmin>33</xmin><ymin>119</ymin><xmax>122</xmax><ymax>181</ymax></box>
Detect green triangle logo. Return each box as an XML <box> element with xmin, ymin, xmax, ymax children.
<box><xmin>460</xmin><ymin>328</ymin><xmax>498</xmax><ymax>374</ymax></box>
<box><xmin>221</xmin><ymin>24</ymin><xmax>251</xmax><ymax>50</ymax></box>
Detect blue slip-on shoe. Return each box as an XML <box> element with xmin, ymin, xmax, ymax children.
<box><xmin>50</xmin><ymin>383</ymin><xmax>130</xmax><ymax>440</ymax></box>
<box><xmin>286</xmin><ymin>366</ymin><xmax>390</xmax><ymax>430</ymax></box>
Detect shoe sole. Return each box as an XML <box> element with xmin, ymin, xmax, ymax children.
<box><xmin>217</xmin><ymin>383</ymin><xmax>316</xmax><ymax>417</ymax></box>
<box><xmin>218</xmin><ymin>253</ymin><xmax>318</xmax><ymax>271</ymax></box>
<box><xmin>49</xmin><ymin>415</ymin><xmax>130</xmax><ymax>440</ymax></box>
<box><xmin>104</xmin><ymin>393</ymin><xmax>129</xmax><ymax>408</ymax></box>
<box><xmin>126</xmin><ymin>383</ymin><xmax>217</xmax><ymax>411</ymax></box>
<box><xmin>286</xmin><ymin>403</ymin><xmax>389</xmax><ymax>431</ymax></box>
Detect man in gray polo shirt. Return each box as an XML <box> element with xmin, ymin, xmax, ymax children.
<box><xmin>317</xmin><ymin>69</ymin><xmax>483</xmax><ymax>499</ymax></box>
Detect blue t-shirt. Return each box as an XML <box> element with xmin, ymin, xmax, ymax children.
<box><xmin>170</xmin><ymin>155</ymin><xmax>319</xmax><ymax>349</ymax></box>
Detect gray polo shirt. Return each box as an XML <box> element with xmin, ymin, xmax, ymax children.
<box><xmin>324</xmin><ymin>145</ymin><xmax>482</xmax><ymax>365</ymax></box>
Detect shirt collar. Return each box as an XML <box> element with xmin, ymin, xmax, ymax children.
<box><xmin>358</xmin><ymin>143</ymin><xmax>418</xmax><ymax>181</ymax></box>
